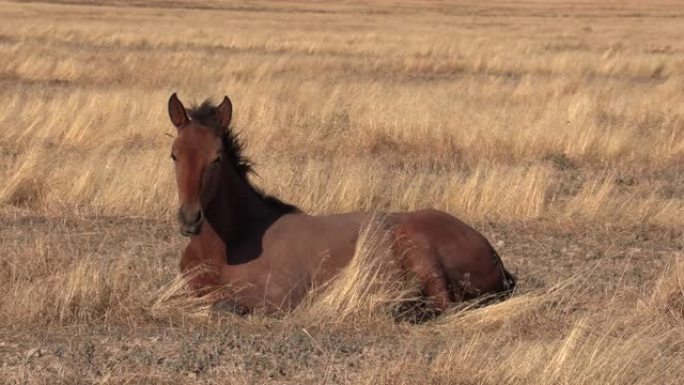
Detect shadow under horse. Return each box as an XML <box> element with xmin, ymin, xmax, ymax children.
<box><xmin>167</xmin><ymin>93</ymin><xmax>516</xmax><ymax>319</ymax></box>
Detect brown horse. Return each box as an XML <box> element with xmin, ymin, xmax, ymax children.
<box><xmin>167</xmin><ymin>93</ymin><xmax>516</xmax><ymax>317</ymax></box>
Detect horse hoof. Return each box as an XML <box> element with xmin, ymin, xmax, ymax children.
<box><xmin>211</xmin><ymin>300</ymin><xmax>249</xmax><ymax>316</ymax></box>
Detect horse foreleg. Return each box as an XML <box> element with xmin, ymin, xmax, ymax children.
<box><xmin>179</xmin><ymin>243</ymin><xmax>222</xmax><ymax>297</ymax></box>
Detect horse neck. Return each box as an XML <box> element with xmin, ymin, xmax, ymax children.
<box><xmin>203</xmin><ymin>164</ymin><xmax>280</xmax><ymax>247</ymax></box>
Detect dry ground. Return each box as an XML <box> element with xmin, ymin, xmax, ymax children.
<box><xmin>0</xmin><ymin>0</ymin><xmax>683</xmax><ymax>384</ymax></box>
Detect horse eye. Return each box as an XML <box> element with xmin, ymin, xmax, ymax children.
<box><xmin>211</xmin><ymin>156</ymin><xmax>221</xmax><ymax>167</ymax></box>
<box><xmin>170</xmin><ymin>154</ymin><xmax>177</xmax><ymax>161</ymax></box>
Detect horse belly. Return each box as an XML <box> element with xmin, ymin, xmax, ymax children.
<box><xmin>254</xmin><ymin>216</ymin><xmax>362</xmax><ymax>306</ymax></box>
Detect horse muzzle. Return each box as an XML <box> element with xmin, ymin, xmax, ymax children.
<box><xmin>178</xmin><ymin>208</ymin><xmax>204</xmax><ymax>237</ymax></box>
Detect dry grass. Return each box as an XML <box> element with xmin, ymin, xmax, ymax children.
<box><xmin>0</xmin><ymin>0</ymin><xmax>683</xmax><ymax>384</ymax></box>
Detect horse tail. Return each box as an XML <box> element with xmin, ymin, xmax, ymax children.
<box><xmin>492</xmin><ymin>250</ymin><xmax>516</xmax><ymax>295</ymax></box>
<box><xmin>502</xmin><ymin>268</ymin><xmax>517</xmax><ymax>293</ymax></box>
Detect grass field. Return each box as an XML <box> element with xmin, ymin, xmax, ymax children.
<box><xmin>0</xmin><ymin>0</ymin><xmax>683</xmax><ymax>384</ymax></box>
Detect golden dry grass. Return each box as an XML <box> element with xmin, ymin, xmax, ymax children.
<box><xmin>0</xmin><ymin>0</ymin><xmax>683</xmax><ymax>384</ymax></box>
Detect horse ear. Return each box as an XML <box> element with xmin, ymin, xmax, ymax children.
<box><xmin>216</xmin><ymin>96</ymin><xmax>233</xmax><ymax>129</ymax></box>
<box><xmin>168</xmin><ymin>93</ymin><xmax>189</xmax><ymax>129</ymax></box>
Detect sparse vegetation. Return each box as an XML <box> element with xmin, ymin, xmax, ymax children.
<box><xmin>0</xmin><ymin>1</ymin><xmax>682</xmax><ymax>384</ymax></box>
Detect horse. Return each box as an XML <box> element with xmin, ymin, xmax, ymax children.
<box><xmin>167</xmin><ymin>93</ymin><xmax>516</xmax><ymax>317</ymax></box>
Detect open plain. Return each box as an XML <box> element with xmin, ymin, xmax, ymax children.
<box><xmin>0</xmin><ymin>1</ymin><xmax>683</xmax><ymax>384</ymax></box>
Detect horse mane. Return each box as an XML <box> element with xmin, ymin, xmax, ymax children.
<box><xmin>187</xmin><ymin>100</ymin><xmax>300</xmax><ymax>214</ymax></box>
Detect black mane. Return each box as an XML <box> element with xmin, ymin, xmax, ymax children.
<box><xmin>187</xmin><ymin>100</ymin><xmax>299</xmax><ymax>214</ymax></box>
<box><xmin>187</xmin><ymin>101</ymin><xmax>252</xmax><ymax>178</ymax></box>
